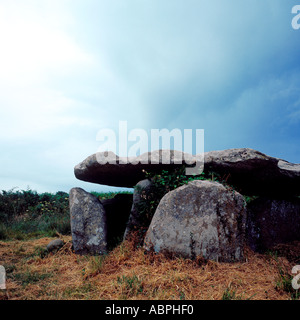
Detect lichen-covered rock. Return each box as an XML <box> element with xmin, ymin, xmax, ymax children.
<box><xmin>69</xmin><ymin>187</ymin><xmax>107</xmax><ymax>255</ymax></box>
<box><xmin>144</xmin><ymin>180</ymin><xmax>246</xmax><ymax>262</ymax></box>
<box><xmin>246</xmin><ymin>197</ymin><xmax>300</xmax><ymax>252</ymax></box>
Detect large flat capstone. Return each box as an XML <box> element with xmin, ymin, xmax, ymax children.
<box><xmin>74</xmin><ymin>148</ymin><xmax>300</xmax><ymax>196</ymax></box>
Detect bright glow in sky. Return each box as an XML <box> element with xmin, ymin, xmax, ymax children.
<box><xmin>0</xmin><ymin>0</ymin><xmax>300</xmax><ymax>193</ymax></box>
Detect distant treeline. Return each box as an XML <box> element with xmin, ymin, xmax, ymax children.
<box><xmin>0</xmin><ymin>189</ymin><xmax>70</xmax><ymax>240</ymax></box>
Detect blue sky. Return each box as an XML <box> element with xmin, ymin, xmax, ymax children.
<box><xmin>0</xmin><ymin>0</ymin><xmax>300</xmax><ymax>193</ymax></box>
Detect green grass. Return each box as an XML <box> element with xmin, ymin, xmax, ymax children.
<box><xmin>87</xmin><ymin>255</ymin><xmax>108</xmax><ymax>275</ymax></box>
<box><xmin>221</xmin><ymin>287</ymin><xmax>240</xmax><ymax>300</ymax></box>
<box><xmin>116</xmin><ymin>274</ymin><xmax>144</xmax><ymax>298</ymax></box>
<box><xmin>9</xmin><ymin>270</ymin><xmax>53</xmax><ymax>288</ymax></box>
<box><xmin>221</xmin><ymin>286</ymin><xmax>255</xmax><ymax>300</ymax></box>
<box><xmin>91</xmin><ymin>191</ymin><xmax>133</xmax><ymax>200</ymax></box>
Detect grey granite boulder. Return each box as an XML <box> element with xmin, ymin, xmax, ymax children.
<box><xmin>69</xmin><ymin>187</ymin><xmax>107</xmax><ymax>255</ymax></box>
<box><xmin>144</xmin><ymin>180</ymin><xmax>247</xmax><ymax>262</ymax></box>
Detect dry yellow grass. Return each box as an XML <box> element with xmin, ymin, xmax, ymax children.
<box><xmin>0</xmin><ymin>235</ymin><xmax>299</xmax><ymax>300</ymax></box>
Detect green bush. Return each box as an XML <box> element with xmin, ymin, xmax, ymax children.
<box><xmin>0</xmin><ymin>189</ymin><xmax>70</xmax><ymax>240</ymax></box>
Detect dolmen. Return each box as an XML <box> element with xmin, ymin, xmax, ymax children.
<box><xmin>69</xmin><ymin>148</ymin><xmax>300</xmax><ymax>262</ymax></box>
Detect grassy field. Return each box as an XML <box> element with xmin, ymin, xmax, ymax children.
<box><xmin>0</xmin><ymin>189</ymin><xmax>299</xmax><ymax>300</ymax></box>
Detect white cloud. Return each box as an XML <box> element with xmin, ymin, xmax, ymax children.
<box><xmin>0</xmin><ymin>1</ymin><xmax>98</xmax><ymax>141</ymax></box>
<box><xmin>0</xmin><ymin>1</ymin><xmax>94</xmax><ymax>85</ymax></box>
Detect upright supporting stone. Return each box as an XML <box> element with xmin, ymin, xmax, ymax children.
<box><xmin>144</xmin><ymin>180</ymin><xmax>247</xmax><ymax>262</ymax></box>
<box><xmin>246</xmin><ymin>197</ymin><xmax>300</xmax><ymax>252</ymax></box>
<box><xmin>123</xmin><ymin>179</ymin><xmax>153</xmax><ymax>240</ymax></box>
<box><xmin>69</xmin><ymin>187</ymin><xmax>107</xmax><ymax>255</ymax></box>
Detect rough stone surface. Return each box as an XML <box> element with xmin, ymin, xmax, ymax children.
<box><xmin>101</xmin><ymin>193</ymin><xmax>132</xmax><ymax>247</ymax></box>
<box><xmin>74</xmin><ymin>148</ymin><xmax>300</xmax><ymax>196</ymax></box>
<box><xmin>204</xmin><ymin>148</ymin><xmax>300</xmax><ymax>196</ymax></box>
<box><xmin>123</xmin><ymin>179</ymin><xmax>153</xmax><ymax>240</ymax></box>
<box><xmin>46</xmin><ymin>239</ymin><xmax>64</xmax><ymax>252</ymax></box>
<box><xmin>144</xmin><ymin>180</ymin><xmax>247</xmax><ymax>262</ymax></box>
<box><xmin>246</xmin><ymin>197</ymin><xmax>300</xmax><ymax>252</ymax></box>
<box><xmin>74</xmin><ymin>150</ymin><xmax>197</xmax><ymax>188</ymax></box>
<box><xmin>69</xmin><ymin>187</ymin><xmax>107</xmax><ymax>255</ymax></box>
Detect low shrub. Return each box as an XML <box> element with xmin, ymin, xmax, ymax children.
<box><xmin>0</xmin><ymin>189</ymin><xmax>70</xmax><ymax>240</ymax></box>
